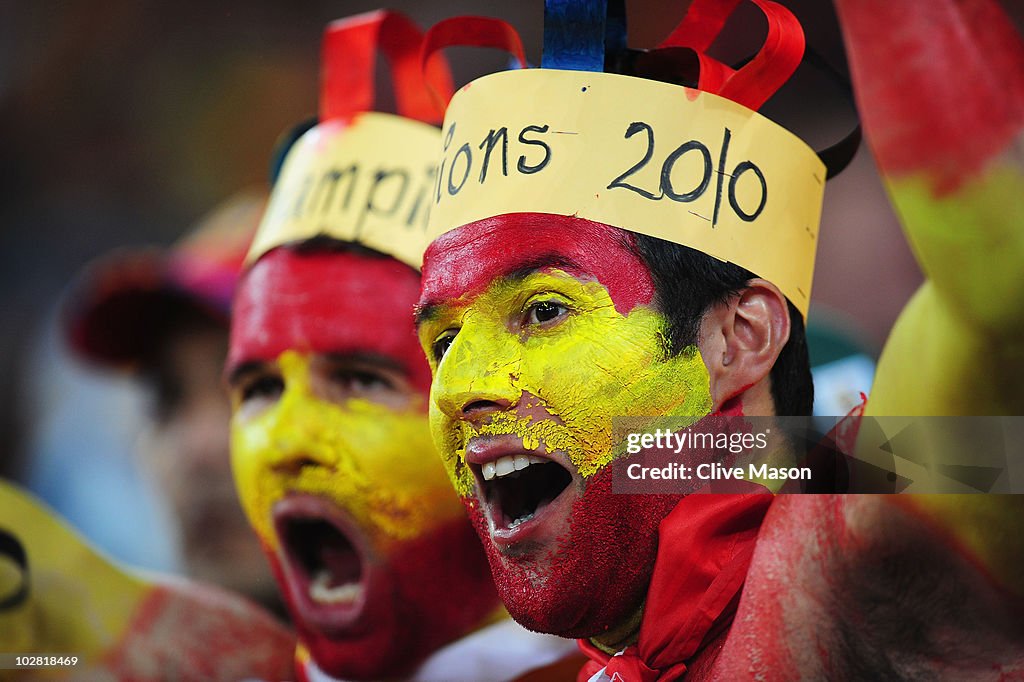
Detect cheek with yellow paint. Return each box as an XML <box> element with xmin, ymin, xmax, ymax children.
<box><xmin>231</xmin><ymin>351</ymin><xmax>465</xmax><ymax>556</ymax></box>
<box><xmin>424</xmin><ymin>270</ymin><xmax>713</xmax><ymax>496</ymax></box>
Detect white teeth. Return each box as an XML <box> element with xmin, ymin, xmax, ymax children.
<box><xmin>309</xmin><ymin>570</ymin><xmax>362</xmax><ymax>604</ymax></box>
<box><xmin>508</xmin><ymin>512</ymin><xmax>535</xmax><ymax>530</ymax></box>
<box><xmin>495</xmin><ymin>456</ymin><xmax>516</xmax><ymax>477</ymax></box>
<box><xmin>482</xmin><ymin>454</ymin><xmax>551</xmax><ymax>480</ymax></box>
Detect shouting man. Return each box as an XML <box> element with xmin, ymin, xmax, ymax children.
<box><xmin>416</xmin><ymin>1</ymin><xmax>1024</xmax><ymax>679</ymax></box>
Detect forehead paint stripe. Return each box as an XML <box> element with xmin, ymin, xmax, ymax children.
<box><xmin>420</xmin><ymin>213</ymin><xmax>655</xmax><ymax>316</ymax></box>
<box><xmin>230</xmin><ymin>247</ymin><xmax>431</xmax><ymax>393</ymax></box>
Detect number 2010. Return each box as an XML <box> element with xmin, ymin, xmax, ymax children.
<box><xmin>608</xmin><ymin>122</ymin><xmax>768</xmax><ymax>227</ymax></box>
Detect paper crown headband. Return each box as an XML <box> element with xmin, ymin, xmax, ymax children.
<box><xmin>246</xmin><ymin>10</ymin><xmax>453</xmax><ymax>270</ymax></box>
<box><xmin>422</xmin><ymin>0</ymin><xmax>826</xmax><ymax>316</ymax></box>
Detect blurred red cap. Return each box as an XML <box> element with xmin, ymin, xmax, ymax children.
<box><xmin>64</xmin><ymin>190</ymin><xmax>266</xmax><ymax>370</ymax></box>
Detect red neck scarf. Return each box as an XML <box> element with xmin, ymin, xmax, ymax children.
<box><xmin>578</xmin><ymin>486</ymin><xmax>772</xmax><ymax>681</ymax></box>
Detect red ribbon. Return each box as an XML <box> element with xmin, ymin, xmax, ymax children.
<box><xmin>418</xmin><ymin>0</ymin><xmax>803</xmax><ymax>114</ymax></box>
<box><xmin>320</xmin><ymin>10</ymin><xmax>453</xmax><ymax>124</ymax></box>
<box><xmin>659</xmin><ymin>0</ymin><xmax>805</xmax><ymax>111</ymax></box>
<box><xmin>420</xmin><ymin>16</ymin><xmax>528</xmax><ymax>110</ymax></box>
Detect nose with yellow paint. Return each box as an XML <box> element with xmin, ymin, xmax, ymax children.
<box><xmin>259</xmin><ymin>353</ymin><xmax>342</xmax><ymax>476</ymax></box>
<box><xmin>431</xmin><ymin>307</ymin><xmax>523</xmax><ymax>411</ymax></box>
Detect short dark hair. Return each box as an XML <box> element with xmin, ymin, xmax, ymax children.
<box><xmin>630</xmin><ymin>232</ymin><xmax>813</xmax><ymax>416</ymax></box>
<box><xmin>289</xmin><ymin>235</ymin><xmax>420</xmax><ymax>276</ymax></box>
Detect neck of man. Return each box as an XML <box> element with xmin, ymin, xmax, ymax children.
<box><xmin>479</xmin><ymin>604</ymin><xmax>511</xmax><ymax>631</ymax></box>
<box><xmin>589</xmin><ymin>600</ymin><xmax>645</xmax><ymax>654</ymax></box>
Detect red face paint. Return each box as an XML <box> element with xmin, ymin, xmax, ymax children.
<box><xmin>229</xmin><ymin>248</ymin><xmax>431</xmax><ymax>394</ymax></box>
<box><xmin>463</xmin><ymin>408</ymin><xmax>751</xmax><ymax>639</ymax></box>
<box><xmin>834</xmin><ymin>0</ymin><xmax>1024</xmax><ymax>193</ymax></box>
<box><xmin>420</xmin><ymin>213</ymin><xmax>656</xmax><ymax>315</ymax></box>
<box><xmin>264</xmin><ymin>518</ymin><xmax>497</xmax><ymax>680</ymax></box>
<box><xmin>469</xmin><ymin>468</ymin><xmax>683</xmax><ymax>638</ymax></box>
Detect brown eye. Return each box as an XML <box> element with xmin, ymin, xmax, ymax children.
<box><xmin>526</xmin><ymin>301</ymin><xmax>568</xmax><ymax>326</ymax></box>
<box><xmin>242</xmin><ymin>375</ymin><xmax>284</xmax><ymax>403</ymax></box>
<box><xmin>433</xmin><ymin>333</ymin><xmax>456</xmax><ymax>362</ymax></box>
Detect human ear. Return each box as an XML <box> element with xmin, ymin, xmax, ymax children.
<box><xmin>698</xmin><ymin>279</ymin><xmax>790</xmax><ymax>413</ymax></box>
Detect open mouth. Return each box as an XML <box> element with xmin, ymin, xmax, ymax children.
<box><xmin>273</xmin><ymin>495</ymin><xmax>369</xmax><ymax>632</ymax></box>
<box><xmin>473</xmin><ymin>451</ymin><xmax>574</xmax><ymax>537</ymax></box>
<box><xmin>285</xmin><ymin>517</ymin><xmax>362</xmax><ymax>603</ymax></box>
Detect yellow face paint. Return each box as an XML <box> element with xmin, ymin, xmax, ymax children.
<box><xmin>231</xmin><ymin>350</ymin><xmax>465</xmax><ymax>555</ymax></box>
<box><xmin>420</xmin><ymin>269</ymin><xmax>714</xmax><ymax>496</ymax></box>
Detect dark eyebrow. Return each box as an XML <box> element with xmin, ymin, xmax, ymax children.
<box><xmin>504</xmin><ymin>255</ymin><xmax>583</xmax><ymax>283</ymax></box>
<box><xmin>414</xmin><ymin>303</ymin><xmax>438</xmax><ymax>327</ymax></box>
<box><xmin>225</xmin><ymin>352</ymin><xmax>410</xmax><ymax>387</ymax></box>
<box><xmin>224</xmin><ymin>360</ymin><xmax>269</xmax><ymax>387</ymax></box>
<box><xmin>415</xmin><ymin>254</ymin><xmax>584</xmax><ymax>327</ymax></box>
<box><xmin>321</xmin><ymin>351</ymin><xmax>407</xmax><ymax>375</ymax></box>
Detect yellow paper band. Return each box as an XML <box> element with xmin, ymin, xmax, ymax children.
<box><xmin>426</xmin><ymin>69</ymin><xmax>825</xmax><ymax>316</ymax></box>
<box><xmin>0</xmin><ymin>481</ymin><xmax>294</xmax><ymax>678</ymax></box>
<box><xmin>0</xmin><ymin>480</ymin><xmax>147</xmax><ymax>656</ymax></box>
<box><xmin>248</xmin><ymin>112</ymin><xmax>440</xmax><ymax>269</ymax></box>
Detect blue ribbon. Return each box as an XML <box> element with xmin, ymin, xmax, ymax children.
<box><xmin>542</xmin><ymin>0</ymin><xmax>627</xmax><ymax>72</ymax></box>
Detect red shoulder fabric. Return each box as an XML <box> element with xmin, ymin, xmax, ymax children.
<box><xmin>576</xmin><ymin>396</ymin><xmax>870</xmax><ymax>680</ymax></box>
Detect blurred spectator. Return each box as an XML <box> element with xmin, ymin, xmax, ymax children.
<box><xmin>24</xmin><ymin>313</ymin><xmax>179</xmax><ymax>571</ymax></box>
<box><xmin>40</xmin><ymin>190</ymin><xmax>285</xmax><ymax>614</ymax></box>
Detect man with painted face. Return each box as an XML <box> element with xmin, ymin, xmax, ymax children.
<box><xmin>227</xmin><ymin>12</ymin><xmax>579</xmax><ymax>681</ymax></box>
<box><xmin>417</xmin><ymin>1</ymin><xmax>1024</xmax><ymax>679</ymax></box>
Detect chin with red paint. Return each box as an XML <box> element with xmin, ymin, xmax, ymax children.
<box><xmin>229</xmin><ymin>246</ymin><xmax>499</xmax><ymax>680</ymax></box>
<box><xmin>418</xmin><ymin>214</ymin><xmax>715</xmax><ymax>638</ymax></box>
<box><xmin>263</xmin><ymin>508</ymin><xmax>496</xmax><ymax>680</ymax></box>
<box><xmin>466</xmin><ymin>455</ymin><xmax>683</xmax><ymax>639</ymax></box>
